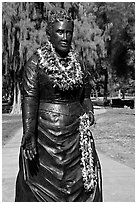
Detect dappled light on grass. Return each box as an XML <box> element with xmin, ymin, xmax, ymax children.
<box><xmin>92</xmin><ymin>108</ymin><xmax>135</xmax><ymax>169</ymax></box>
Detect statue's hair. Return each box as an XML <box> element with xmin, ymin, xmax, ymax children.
<box><xmin>46</xmin><ymin>7</ymin><xmax>74</xmax><ymax>35</ymax></box>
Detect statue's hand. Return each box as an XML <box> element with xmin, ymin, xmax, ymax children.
<box><xmin>21</xmin><ymin>132</ymin><xmax>37</xmax><ymax>160</ymax></box>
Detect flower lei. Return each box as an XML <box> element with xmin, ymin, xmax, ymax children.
<box><xmin>79</xmin><ymin>113</ymin><xmax>97</xmax><ymax>191</ymax></box>
<box><xmin>37</xmin><ymin>41</ymin><xmax>83</xmax><ymax>91</ymax></box>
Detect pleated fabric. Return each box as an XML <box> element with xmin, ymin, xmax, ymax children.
<box><xmin>15</xmin><ymin>101</ymin><xmax>102</xmax><ymax>202</ymax></box>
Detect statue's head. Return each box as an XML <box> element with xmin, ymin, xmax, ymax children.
<box><xmin>46</xmin><ymin>7</ymin><xmax>74</xmax><ymax>55</ymax></box>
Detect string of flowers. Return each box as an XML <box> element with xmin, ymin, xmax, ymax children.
<box><xmin>37</xmin><ymin>41</ymin><xmax>83</xmax><ymax>91</ymax></box>
<box><xmin>79</xmin><ymin>113</ymin><xmax>97</xmax><ymax>191</ymax></box>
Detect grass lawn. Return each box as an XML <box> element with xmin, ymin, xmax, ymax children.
<box><xmin>92</xmin><ymin>107</ymin><xmax>135</xmax><ymax>169</ymax></box>
<box><xmin>2</xmin><ymin>114</ymin><xmax>22</xmax><ymax>146</ymax></box>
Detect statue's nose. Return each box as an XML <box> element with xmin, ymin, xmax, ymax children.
<box><xmin>63</xmin><ymin>33</ymin><xmax>67</xmax><ymax>40</ymax></box>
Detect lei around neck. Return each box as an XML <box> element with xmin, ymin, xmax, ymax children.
<box><xmin>37</xmin><ymin>41</ymin><xmax>83</xmax><ymax>91</ymax></box>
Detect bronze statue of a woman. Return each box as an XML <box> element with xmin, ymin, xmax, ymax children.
<box><xmin>15</xmin><ymin>7</ymin><xmax>103</xmax><ymax>202</ymax></box>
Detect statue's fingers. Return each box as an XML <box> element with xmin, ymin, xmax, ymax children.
<box><xmin>29</xmin><ymin>149</ymin><xmax>35</xmax><ymax>159</ymax></box>
<box><xmin>32</xmin><ymin>146</ymin><xmax>37</xmax><ymax>156</ymax></box>
<box><xmin>26</xmin><ymin>150</ymin><xmax>33</xmax><ymax>160</ymax></box>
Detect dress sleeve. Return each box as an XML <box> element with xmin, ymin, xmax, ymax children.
<box><xmin>81</xmin><ymin>72</ymin><xmax>94</xmax><ymax>114</ymax></box>
<box><xmin>21</xmin><ymin>54</ymin><xmax>39</xmax><ymax>136</ymax></box>
<box><xmin>84</xmin><ymin>73</ymin><xmax>91</xmax><ymax>99</ymax></box>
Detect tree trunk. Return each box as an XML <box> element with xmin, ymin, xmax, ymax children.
<box><xmin>10</xmin><ymin>82</ymin><xmax>21</xmax><ymax>115</ymax></box>
<box><xmin>103</xmin><ymin>68</ymin><xmax>108</xmax><ymax>103</ymax></box>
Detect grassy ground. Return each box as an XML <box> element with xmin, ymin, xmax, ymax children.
<box><xmin>2</xmin><ymin>114</ymin><xmax>22</xmax><ymax>146</ymax></box>
<box><xmin>92</xmin><ymin>107</ymin><xmax>135</xmax><ymax>169</ymax></box>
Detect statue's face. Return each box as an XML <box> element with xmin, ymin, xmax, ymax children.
<box><xmin>49</xmin><ymin>20</ymin><xmax>73</xmax><ymax>55</ymax></box>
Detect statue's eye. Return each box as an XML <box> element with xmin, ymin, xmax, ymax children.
<box><xmin>67</xmin><ymin>31</ymin><xmax>72</xmax><ymax>36</ymax></box>
<box><xmin>57</xmin><ymin>30</ymin><xmax>63</xmax><ymax>35</ymax></box>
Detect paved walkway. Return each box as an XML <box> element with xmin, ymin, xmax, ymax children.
<box><xmin>2</xmin><ymin>108</ymin><xmax>135</xmax><ymax>202</ymax></box>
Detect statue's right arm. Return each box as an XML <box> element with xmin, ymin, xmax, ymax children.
<box><xmin>21</xmin><ymin>54</ymin><xmax>39</xmax><ymax>160</ymax></box>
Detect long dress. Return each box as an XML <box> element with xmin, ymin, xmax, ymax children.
<box><xmin>15</xmin><ymin>50</ymin><xmax>103</xmax><ymax>202</ymax></box>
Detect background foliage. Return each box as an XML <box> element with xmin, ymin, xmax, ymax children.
<box><xmin>2</xmin><ymin>2</ymin><xmax>135</xmax><ymax>114</ymax></box>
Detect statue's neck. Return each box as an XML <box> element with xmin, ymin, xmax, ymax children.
<box><xmin>54</xmin><ymin>48</ymin><xmax>69</xmax><ymax>59</ymax></box>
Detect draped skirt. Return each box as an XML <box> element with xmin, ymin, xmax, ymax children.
<box><xmin>15</xmin><ymin>101</ymin><xmax>103</xmax><ymax>202</ymax></box>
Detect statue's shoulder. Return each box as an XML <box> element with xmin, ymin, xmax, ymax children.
<box><xmin>24</xmin><ymin>53</ymin><xmax>39</xmax><ymax>75</ymax></box>
<box><xmin>26</xmin><ymin>52</ymin><xmax>39</xmax><ymax>66</ymax></box>
<box><xmin>31</xmin><ymin>53</ymin><xmax>39</xmax><ymax>65</ymax></box>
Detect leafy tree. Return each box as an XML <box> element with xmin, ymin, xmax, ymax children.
<box><xmin>2</xmin><ymin>2</ymin><xmax>107</xmax><ymax>114</ymax></box>
<box><xmin>94</xmin><ymin>2</ymin><xmax>135</xmax><ymax>97</ymax></box>
<box><xmin>72</xmin><ymin>3</ymin><xmax>107</xmax><ymax>97</ymax></box>
<box><xmin>2</xmin><ymin>2</ymin><xmax>134</xmax><ymax>115</ymax></box>
<box><xmin>2</xmin><ymin>2</ymin><xmax>51</xmax><ymax>114</ymax></box>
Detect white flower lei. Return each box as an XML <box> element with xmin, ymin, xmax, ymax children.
<box><xmin>79</xmin><ymin>113</ymin><xmax>97</xmax><ymax>191</ymax></box>
<box><xmin>37</xmin><ymin>41</ymin><xmax>83</xmax><ymax>91</ymax></box>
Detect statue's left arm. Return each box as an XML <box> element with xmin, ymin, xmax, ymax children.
<box><xmin>81</xmin><ymin>73</ymin><xmax>95</xmax><ymax>126</ymax></box>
